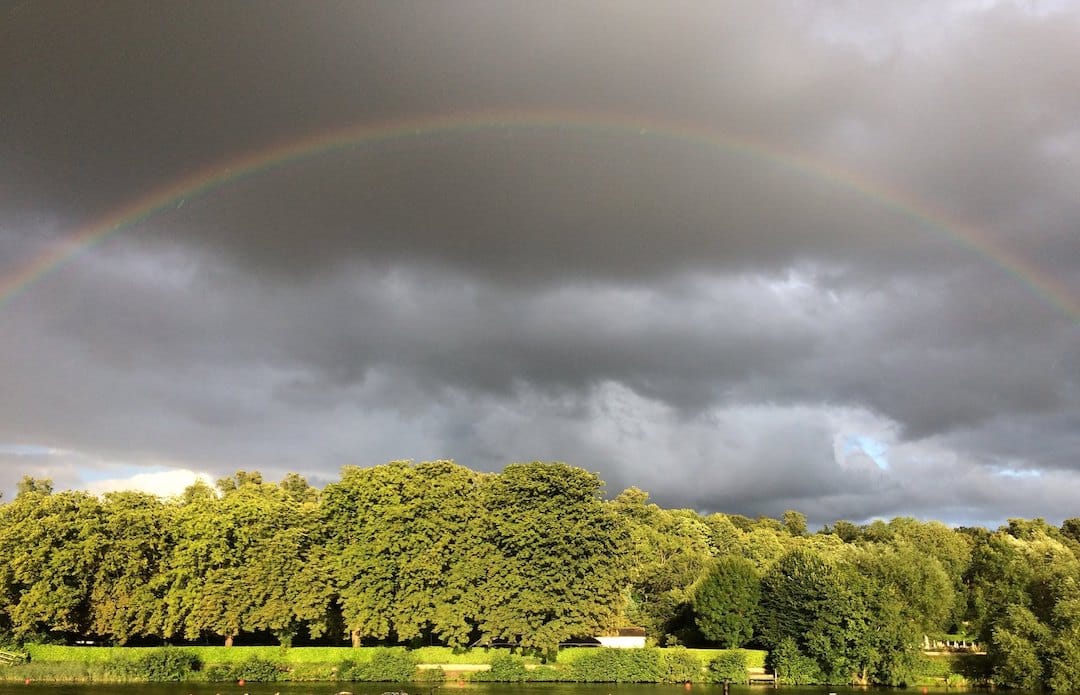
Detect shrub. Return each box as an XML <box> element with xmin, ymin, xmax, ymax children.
<box><xmin>770</xmin><ymin>638</ymin><xmax>823</xmax><ymax>685</ymax></box>
<box><xmin>415</xmin><ymin>666</ymin><xmax>446</xmax><ymax>683</ymax></box>
<box><xmin>203</xmin><ymin>665</ymin><xmax>233</xmax><ymax>682</ymax></box>
<box><xmin>286</xmin><ymin>662</ymin><xmax>338</xmax><ymax>681</ymax></box>
<box><xmin>707</xmin><ymin>650</ymin><xmax>747</xmax><ymax>683</ymax></box>
<box><xmin>660</xmin><ymin>647</ymin><xmax>702</xmax><ymax>683</ymax></box>
<box><xmin>570</xmin><ymin>647</ymin><xmax>663</xmax><ymax>682</ymax></box>
<box><xmin>212</xmin><ymin>656</ymin><xmax>282</xmax><ymax>682</ymax></box>
<box><xmin>527</xmin><ymin>665</ymin><xmax>564</xmax><ymax>681</ymax></box>
<box><xmin>346</xmin><ymin>647</ymin><xmax>417</xmax><ymax>682</ymax></box>
<box><xmin>103</xmin><ymin>648</ymin><xmax>202</xmax><ymax>682</ymax></box>
<box><xmin>473</xmin><ymin>654</ymin><xmax>528</xmax><ymax>682</ymax></box>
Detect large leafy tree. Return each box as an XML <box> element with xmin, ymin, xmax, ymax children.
<box><xmin>758</xmin><ymin>548</ymin><xmax>882</xmax><ymax>683</ymax></box>
<box><xmin>323</xmin><ymin>461</ymin><xmax>414</xmax><ymax>646</ymax></box>
<box><xmin>477</xmin><ymin>462</ymin><xmax>630</xmax><ymax>653</ymax></box>
<box><xmin>161</xmin><ymin>473</ymin><xmax>330</xmax><ymax>646</ymax></box>
<box><xmin>160</xmin><ymin>479</ymin><xmax>240</xmax><ymax>644</ymax></box>
<box><xmin>853</xmin><ymin>543</ymin><xmax>954</xmax><ymax>634</ymax></box>
<box><xmin>0</xmin><ymin>480</ymin><xmax>105</xmax><ymax>638</ymax></box>
<box><xmin>228</xmin><ymin>475</ymin><xmax>331</xmax><ymax>645</ymax></box>
<box><xmin>89</xmin><ymin>491</ymin><xmax>173</xmax><ymax>642</ymax></box>
<box><xmin>612</xmin><ymin>488</ymin><xmax>714</xmax><ymax>642</ymax></box>
<box><xmin>390</xmin><ymin>460</ymin><xmax>485</xmax><ymax>647</ymax></box>
<box><xmin>693</xmin><ymin>555</ymin><xmax>760</xmax><ymax>647</ymax></box>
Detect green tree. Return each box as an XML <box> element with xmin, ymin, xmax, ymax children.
<box><xmin>0</xmin><ymin>483</ymin><xmax>104</xmax><ymax>638</ymax></box>
<box><xmin>322</xmin><ymin>461</ymin><xmax>414</xmax><ymax>646</ymax></box>
<box><xmin>390</xmin><ymin>460</ymin><xmax>486</xmax><ymax>647</ymax></box>
<box><xmin>782</xmin><ymin>510</ymin><xmax>808</xmax><ymax>537</ymax></box>
<box><xmin>613</xmin><ymin>489</ymin><xmax>714</xmax><ymax>641</ymax></box>
<box><xmin>693</xmin><ymin>555</ymin><xmax>759</xmax><ymax>647</ymax></box>
<box><xmin>160</xmin><ymin>480</ymin><xmax>240</xmax><ymax>644</ymax></box>
<box><xmin>854</xmin><ymin>543</ymin><xmax>954</xmax><ymax>633</ymax></box>
<box><xmin>758</xmin><ymin>548</ymin><xmax>880</xmax><ymax>683</ymax></box>
<box><xmin>228</xmin><ymin>478</ymin><xmax>331</xmax><ymax>645</ymax></box>
<box><xmin>477</xmin><ymin>462</ymin><xmax>630</xmax><ymax>653</ymax></box>
<box><xmin>990</xmin><ymin>605</ymin><xmax>1049</xmax><ymax>689</ymax></box>
<box><xmin>90</xmin><ymin>491</ymin><xmax>173</xmax><ymax>642</ymax></box>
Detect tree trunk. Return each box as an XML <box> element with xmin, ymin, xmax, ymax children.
<box><xmin>225</xmin><ymin>632</ymin><xmax>234</xmax><ymax>648</ymax></box>
<box><xmin>351</xmin><ymin>629</ymin><xmax>361</xmax><ymax>648</ymax></box>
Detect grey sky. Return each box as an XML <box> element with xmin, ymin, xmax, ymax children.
<box><xmin>1</xmin><ymin>0</ymin><xmax>1078</xmax><ymax>525</ymax></box>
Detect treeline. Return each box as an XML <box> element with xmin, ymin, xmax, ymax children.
<box><xmin>2</xmin><ymin>461</ymin><xmax>1080</xmax><ymax>688</ymax></box>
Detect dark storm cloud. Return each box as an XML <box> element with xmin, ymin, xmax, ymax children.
<box><xmin>2</xmin><ymin>1</ymin><xmax>1079</xmax><ymax>524</ymax></box>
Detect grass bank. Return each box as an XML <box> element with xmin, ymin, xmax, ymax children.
<box><xmin>1</xmin><ymin>644</ymin><xmax>764</xmax><ymax>684</ymax></box>
<box><xmin>914</xmin><ymin>652</ymin><xmax>991</xmax><ymax>687</ymax></box>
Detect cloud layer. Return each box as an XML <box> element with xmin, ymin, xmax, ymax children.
<box><xmin>2</xmin><ymin>1</ymin><xmax>1078</xmax><ymax>524</ymax></box>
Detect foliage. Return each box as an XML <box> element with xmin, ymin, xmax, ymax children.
<box><xmin>471</xmin><ymin>653</ymin><xmax>529</xmax><ymax>681</ymax></box>
<box><xmin>349</xmin><ymin>647</ymin><xmax>419</xmax><ymax>682</ymax></box>
<box><xmin>614</xmin><ymin>489</ymin><xmax>715</xmax><ymax>641</ymax></box>
<box><xmin>414</xmin><ymin>665</ymin><xmax>446</xmax><ymax>682</ymax></box>
<box><xmin>568</xmin><ymin>647</ymin><xmax>663</xmax><ymax>682</ymax></box>
<box><xmin>231</xmin><ymin>655</ymin><xmax>286</xmax><ymax>682</ymax></box>
<box><xmin>706</xmin><ymin>650</ymin><xmax>746</xmax><ymax>683</ymax></box>
<box><xmin>693</xmin><ymin>555</ymin><xmax>759</xmax><ymax>647</ymax></box>
<box><xmin>770</xmin><ymin>637</ymin><xmax>824</xmax><ymax>685</ymax></box>
<box><xmin>129</xmin><ymin>648</ymin><xmax>203</xmax><ymax>681</ymax></box>
<box><xmin>659</xmin><ymin>647</ymin><xmax>702</xmax><ymax>682</ymax></box>
<box><xmin>526</xmin><ymin>665</ymin><xmax>564</xmax><ymax>681</ymax></box>
<box><xmin>477</xmin><ymin>463</ymin><xmax>631</xmax><ymax>653</ymax></box>
<box><xmin>0</xmin><ymin>486</ymin><xmax>105</xmax><ymax>638</ymax></box>
<box><xmin>4</xmin><ymin>462</ymin><xmax>1080</xmax><ymax>690</ymax></box>
<box><xmin>782</xmin><ymin>510</ymin><xmax>807</xmax><ymax>536</ymax></box>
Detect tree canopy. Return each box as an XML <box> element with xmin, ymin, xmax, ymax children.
<box><xmin>2</xmin><ymin>463</ymin><xmax>1080</xmax><ymax>689</ymax></box>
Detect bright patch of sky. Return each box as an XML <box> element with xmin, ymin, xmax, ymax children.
<box><xmin>81</xmin><ymin>468</ymin><xmax>214</xmax><ymax>497</ymax></box>
<box><xmin>801</xmin><ymin>0</ymin><xmax>1076</xmax><ymax>60</ymax></box>
<box><xmin>995</xmin><ymin>467</ymin><xmax>1043</xmax><ymax>478</ymax></box>
<box><xmin>839</xmin><ymin>433</ymin><xmax>890</xmax><ymax>469</ymax></box>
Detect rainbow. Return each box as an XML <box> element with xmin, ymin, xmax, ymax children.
<box><xmin>2</xmin><ymin>109</ymin><xmax>1077</xmax><ymax>321</ymax></box>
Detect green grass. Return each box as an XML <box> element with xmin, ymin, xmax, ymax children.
<box><xmin>11</xmin><ymin>644</ymin><xmax>773</xmax><ymax>684</ymax></box>
<box><xmin>27</xmin><ymin>638</ymin><xmax>768</xmax><ymax>669</ymax></box>
<box><xmin>0</xmin><ymin>662</ymin><xmax>110</xmax><ymax>683</ymax></box>
<box><xmin>27</xmin><ymin>644</ymin><xmax>540</xmax><ymax>666</ymax></box>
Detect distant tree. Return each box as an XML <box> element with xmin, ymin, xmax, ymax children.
<box><xmin>825</xmin><ymin>520</ymin><xmax>861</xmax><ymax>543</ymax></box>
<box><xmin>279</xmin><ymin>472</ymin><xmax>318</xmax><ymax>503</ymax></box>
<box><xmin>782</xmin><ymin>510</ymin><xmax>808</xmax><ymax>537</ymax></box>
<box><xmin>215</xmin><ymin>470</ymin><xmax>263</xmax><ymax>494</ymax></box>
<box><xmin>854</xmin><ymin>543</ymin><xmax>954</xmax><ymax>633</ymax></box>
<box><xmin>1060</xmin><ymin>518</ymin><xmax>1080</xmax><ymax>544</ymax></box>
<box><xmin>694</xmin><ymin>555</ymin><xmax>759</xmax><ymax>647</ymax></box>
<box><xmin>612</xmin><ymin>488</ymin><xmax>713</xmax><ymax>641</ymax></box>
<box><xmin>16</xmin><ymin>476</ymin><xmax>53</xmax><ymax>497</ymax></box>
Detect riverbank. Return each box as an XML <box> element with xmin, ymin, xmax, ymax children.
<box><xmin>0</xmin><ymin>646</ymin><xmax>767</xmax><ymax>684</ymax></box>
<box><xmin>0</xmin><ymin>645</ymin><xmax>984</xmax><ymax>687</ymax></box>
